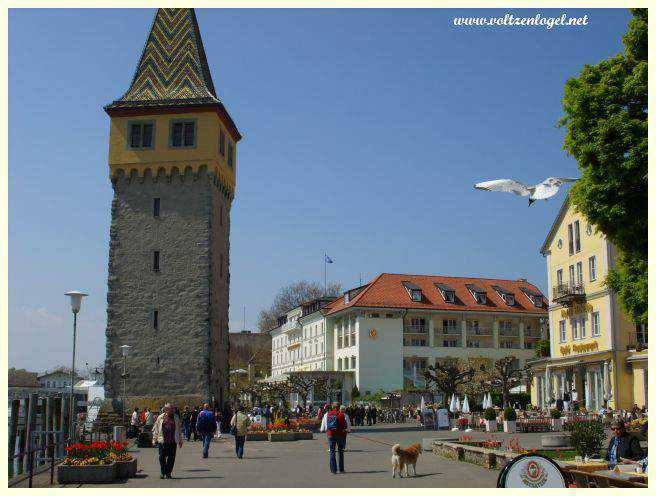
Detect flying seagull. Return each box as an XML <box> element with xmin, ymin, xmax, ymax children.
<box><xmin>474</xmin><ymin>177</ymin><xmax>578</xmax><ymax>206</ymax></box>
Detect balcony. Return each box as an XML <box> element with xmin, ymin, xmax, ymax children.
<box><xmin>627</xmin><ymin>331</ymin><xmax>648</xmax><ymax>352</ymax></box>
<box><xmin>524</xmin><ymin>328</ymin><xmax>542</xmax><ymax>339</ymax></box>
<box><xmin>467</xmin><ymin>327</ymin><xmax>492</xmax><ymax>336</ymax></box>
<box><xmin>404</xmin><ymin>325</ymin><xmax>428</xmax><ymax>334</ymax></box>
<box><xmin>499</xmin><ymin>341</ymin><xmax>520</xmax><ymax>349</ymax></box>
<box><xmin>553</xmin><ymin>282</ymin><xmax>586</xmax><ymax>304</ymax></box>
<box><xmin>499</xmin><ymin>327</ymin><xmax>519</xmax><ymax>337</ymax></box>
<box><xmin>438</xmin><ymin>337</ymin><xmax>462</xmax><ymax>348</ymax></box>
<box><xmin>403</xmin><ymin>337</ymin><xmax>428</xmax><ymax>347</ymax></box>
<box><xmin>441</xmin><ymin>327</ymin><xmax>461</xmax><ymax>335</ymax></box>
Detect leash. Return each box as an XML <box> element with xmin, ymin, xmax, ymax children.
<box><xmin>347</xmin><ymin>432</ymin><xmax>396</xmax><ymax>447</ymax></box>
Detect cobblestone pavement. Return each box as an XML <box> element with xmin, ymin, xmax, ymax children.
<box><xmin>58</xmin><ymin>423</ymin><xmax>506</xmax><ymax>488</ymax></box>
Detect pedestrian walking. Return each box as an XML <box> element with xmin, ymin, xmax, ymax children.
<box><xmin>144</xmin><ymin>407</ymin><xmax>154</xmax><ymax>428</ymax></box>
<box><xmin>339</xmin><ymin>405</ymin><xmax>352</xmax><ymax>451</ymax></box>
<box><xmin>320</xmin><ymin>402</ymin><xmax>348</xmax><ymax>474</ymax></box>
<box><xmin>196</xmin><ymin>403</ymin><xmax>217</xmax><ymax>458</ymax></box>
<box><xmin>190</xmin><ymin>407</ymin><xmax>200</xmax><ymax>441</ymax></box>
<box><xmin>214</xmin><ymin>408</ymin><xmax>223</xmax><ymax>439</ymax></box>
<box><xmin>230</xmin><ymin>405</ymin><xmax>252</xmax><ymax>459</ymax></box>
<box><xmin>152</xmin><ymin>404</ymin><xmax>183</xmax><ymax>479</ymax></box>
<box><xmin>181</xmin><ymin>406</ymin><xmax>192</xmax><ymax>441</ymax></box>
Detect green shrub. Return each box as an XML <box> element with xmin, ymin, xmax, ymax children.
<box><xmin>503</xmin><ymin>407</ymin><xmax>517</xmax><ymax>421</ymax></box>
<box><xmin>484</xmin><ymin>407</ymin><xmax>497</xmax><ymax>421</ymax></box>
<box><xmin>569</xmin><ymin>420</ymin><xmax>605</xmax><ymax>457</ymax></box>
<box><xmin>351</xmin><ymin>385</ymin><xmax>360</xmax><ymax>399</ymax></box>
<box><xmin>550</xmin><ymin>408</ymin><xmax>562</xmax><ymax>419</ymax></box>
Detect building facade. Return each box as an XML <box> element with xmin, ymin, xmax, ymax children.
<box><xmin>269</xmin><ymin>274</ymin><xmax>547</xmax><ymax>397</ymax></box>
<box><xmin>103</xmin><ymin>8</ymin><xmax>240</xmax><ymax>407</ymax></box>
<box><xmin>530</xmin><ymin>197</ymin><xmax>647</xmax><ymax>411</ymax></box>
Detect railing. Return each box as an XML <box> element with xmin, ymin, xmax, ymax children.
<box><xmin>524</xmin><ymin>328</ymin><xmax>542</xmax><ymax>338</ymax></box>
<box><xmin>404</xmin><ymin>325</ymin><xmax>428</xmax><ymax>334</ymax></box>
<box><xmin>553</xmin><ymin>282</ymin><xmax>585</xmax><ymax>302</ymax></box>
<box><xmin>467</xmin><ymin>327</ymin><xmax>492</xmax><ymax>336</ymax></box>
<box><xmin>499</xmin><ymin>342</ymin><xmax>519</xmax><ymax>349</ymax></box>
<box><xmin>403</xmin><ymin>338</ymin><xmax>428</xmax><ymax>347</ymax></box>
<box><xmin>499</xmin><ymin>327</ymin><xmax>519</xmax><ymax>337</ymax></box>
<box><xmin>441</xmin><ymin>327</ymin><xmax>461</xmax><ymax>335</ymax></box>
<box><xmin>438</xmin><ymin>338</ymin><xmax>462</xmax><ymax>347</ymax></box>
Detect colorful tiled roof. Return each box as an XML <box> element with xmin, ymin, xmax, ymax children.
<box><xmin>106</xmin><ymin>8</ymin><xmax>220</xmax><ymax>110</ymax></box>
<box><xmin>325</xmin><ymin>273</ymin><xmax>547</xmax><ymax>315</ymax></box>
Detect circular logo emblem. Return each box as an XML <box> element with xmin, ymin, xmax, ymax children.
<box><xmin>369</xmin><ymin>329</ymin><xmax>377</xmax><ymax>339</ymax></box>
<box><xmin>500</xmin><ymin>455</ymin><xmax>566</xmax><ymax>488</ymax></box>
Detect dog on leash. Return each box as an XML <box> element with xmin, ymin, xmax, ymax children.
<box><xmin>391</xmin><ymin>443</ymin><xmax>421</xmax><ymax>478</ymax></box>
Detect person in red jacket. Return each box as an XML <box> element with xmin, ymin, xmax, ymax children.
<box><xmin>320</xmin><ymin>402</ymin><xmax>348</xmax><ymax>474</ymax></box>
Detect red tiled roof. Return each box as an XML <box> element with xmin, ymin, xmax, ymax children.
<box><xmin>325</xmin><ymin>273</ymin><xmax>547</xmax><ymax>315</ymax></box>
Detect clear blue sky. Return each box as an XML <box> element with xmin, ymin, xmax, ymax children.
<box><xmin>9</xmin><ymin>8</ymin><xmax>632</xmax><ymax>371</ymax></box>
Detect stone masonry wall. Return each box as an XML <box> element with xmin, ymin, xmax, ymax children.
<box><xmin>105</xmin><ymin>167</ymin><xmax>224</xmax><ymax>401</ymax></box>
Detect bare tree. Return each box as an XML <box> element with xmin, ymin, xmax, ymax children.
<box><xmin>424</xmin><ymin>358</ymin><xmax>476</xmax><ymax>399</ymax></box>
<box><xmin>257</xmin><ymin>280</ymin><xmax>342</xmax><ymax>331</ymax></box>
<box><xmin>483</xmin><ymin>356</ymin><xmax>527</xmax><ymax>408</ymax></box>
<box><xmin>287</xmin><ymin>374</ymin><xmax>318</xmax><ymax>408</ymax></box>
<box><xmin>313</xmin><ymin>373</ymin><xmax>343</xmax><ymax>404</ymax></box>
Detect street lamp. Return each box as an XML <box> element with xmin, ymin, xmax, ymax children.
<box><xmin>65</xmin><ymin>290</ymin><xmax>88</xmax><ymax>443</ymax></box>
<box><xmin>121</xmin><ymin>345</ymin><xmax>131</xmax><ymax>425</ymax></box>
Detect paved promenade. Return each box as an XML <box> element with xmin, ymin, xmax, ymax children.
<box><xmin>61</xmin><ymin>423</ymin><xmax>503</xmax><ymax>488</ymax></box>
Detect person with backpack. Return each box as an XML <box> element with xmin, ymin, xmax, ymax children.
<box><xmin>230</xmin><ymin>405</ymin><xmax>251</xmax><ymax>459</ymax></box>
<box><xmin>196</xmin><ymin>403</ymin><xmax>217</xmax><ymax>458</ymax></box>
<box><xmin>320</xmin><ymin>402</ymin><xmax>348</xmax><ymax>474</ymax></box>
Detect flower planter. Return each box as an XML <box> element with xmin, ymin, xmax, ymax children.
<box><xmin>503</xmin><ymin>420</ymin><xmax>516</xmax><ymax>433</ymax></box>
<box><xmin>115</xmin><ymin>458</ymin><xmax>137</xmax><ymax>479</ymax></box>
<box><xmin>294</xmin><ymin>431</ymin><xmax>313</xmax><ymax>440</ymax></box>
<box><xmin>268</xmin><ymin>432</ymin><xmax>296</xmax><ymax>442</ymax></box>
<box><xmin>485</xmin><ymin>420</ymin><xmax>497</xmax><ymax>432</ymax></box>
<box><xmin>551</xmin><ymin>418</ymin><xmax>563</xmax><ymax>431</ymax></box>
<box><xmin>246</xmin><ymin>432</ymin><xmax>269</xmax><ymax>441</ymax></box>
<box><xmin>57</xmin><ymin>462</ymin><xmax>118</xmax><ymax>484</ymax></box>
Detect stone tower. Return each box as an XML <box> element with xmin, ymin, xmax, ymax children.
<box><xmin>103</xmin><ymin>8</ymin><xmax>240</xmax><ymax>408</ymax></box>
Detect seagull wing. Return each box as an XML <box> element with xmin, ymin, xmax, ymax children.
<box><xmin>474</xmin><ymin>179</ymin><xmax>530</xmax><ymax>197</ymax></box>
<box><xmin>531</xmin><ymin>177</ymin><xmax>579</xmax><ymax>201</ymax></box>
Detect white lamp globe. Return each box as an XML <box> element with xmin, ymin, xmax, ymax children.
<box><xmin>65</xmin><ymin>291</ymin><xmax>88</xmax><ymax>314</ymax></box>
<box><xmin>121</xmin><ymin>345</ymin><xmax>131</xmax><ymax>357</ymax></box>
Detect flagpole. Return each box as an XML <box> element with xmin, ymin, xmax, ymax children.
<box><xmin>324</xmin><ymin>253</ymin><xmax>327</xmax><ymax>295</ymax></box>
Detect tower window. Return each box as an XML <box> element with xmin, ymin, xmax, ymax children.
<box><xmin>170</xmin><ymin>120</ymin><xmax>196</xmax><ymax>148</ymax></box>
<box><xmin>128</xmin><ymin>121</ymin><xmax>154</xmax><ymax>149</ymax></box>
<box><xmin>227</xmin><ymin>143</ymin><xmax>234</xmax><ymax>168</ymax></box>
<box><xmin>219</xmin><ymin>129</ymin><xmax>226</xmax><ymax>156</ymax></box>
<box><xmin>153</xmin><ymin>198</ymin><xmax>160</xmax><ymax>218</ymax></box>
<box><xmin>153</xmin><ymin>251</ymin><xmax>160</xmax><ymax>271</ymax></box>
<box><xmin>153</xmin><ymin>309</ymin><xmax>159</xmax><ymax>330</ymax></box>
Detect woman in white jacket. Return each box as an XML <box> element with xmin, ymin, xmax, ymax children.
<box><xmin>152</xmin><ymin>404</ymin><xmax>183</xmax><ymax>479</ymax></box>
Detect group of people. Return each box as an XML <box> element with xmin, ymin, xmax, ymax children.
<box><xmin>335</xmin><ymin>404</ymin><xmax>379</xmax><ymax>426</ymax></box>
<box><xmin>129</xmin><ymin>403</ymin><xmax>253</xmax><ymax>478</ymax></box>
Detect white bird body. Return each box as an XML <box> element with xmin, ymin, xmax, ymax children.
<box><xmin>474</xmin><ymin>177</ymin><xmax>578</xmax><ymax>205</ymax></box>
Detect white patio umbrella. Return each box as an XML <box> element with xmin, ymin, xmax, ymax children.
<box><xmin>420</xmin><ymin>396</ymin><xmax>426</xmax><ymax>412</ymax></box>
<box><xmin>462</xmin><ymin>395</ymin><xmax>470</xmax><ymax>414</ymax></box>
<box><xmin>449</xmin><ymin>395</ymin><xmax>457</xmax><ymax>413</ymax></box>
<box><xmin>456</xmin><ymin>396</ymin><xmax>461</xmax><ymax>412</ymax></box>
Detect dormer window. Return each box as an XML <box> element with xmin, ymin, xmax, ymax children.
<box><xmin>402</xmin><ymin>281</ymin><xmax>422</xmax><ymax>302</ymax></box>
<box><xmin>520</xmin><ymin>286</ymin><xmax>544</xmax><ymax>308</ymax></box>
<box><xmin>435</xmin><ymin>283</ymin><xmax>456</xmax><ymax>303</ymax></box>
<box><xmin>492</xmin><ymin>285</ymin><xmax>516</xmax><ymax>306</ymax></box>
<box><xmin>466</xmin><ymin>284</ymin><xmax>487</xmax><ymax>304</ymax></box>
<box><xmin>506</xmin><ymin>294</ymin><xmax>515</xmax><ymax>306</ymax></box>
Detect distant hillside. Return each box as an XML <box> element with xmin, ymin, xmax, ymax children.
<box><xmin>229</xmin><ymin>331</ymin><xmax>271</xmax><ymax>378</ymax></box>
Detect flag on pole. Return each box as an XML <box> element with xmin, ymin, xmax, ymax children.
<box><xmin>325</xmin><ymin>255</ymin><xmax>334</xmax><ymax>263</ymax></box>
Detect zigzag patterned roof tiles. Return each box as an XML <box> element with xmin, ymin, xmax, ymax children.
<box><xmin>106</xmin><ymin>8</ymin><xmax>220</xmax><ymax>110</ymax></box>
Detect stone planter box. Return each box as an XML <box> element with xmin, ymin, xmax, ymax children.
<box><xmin>431</xmin><ymin>441</ymin><xmax>463</xmax><ymax>461</ymax></box>
<box><xmin>246</xmin><ymin>432</ymin><xmax>269</xmax><ymax>441</ymax></box>
<box><xmin>57</xmin><ymin>462</ymin><xmax>118</xmax><ymax>484</ymax></box>
<box><xmin>294</xmin><ymin>431</ymin><xmax>313</xmax><ymax>440</ymax></box>
<box><xmin>432</xmin><ymin>440</ymin><xmax>517</xmax><ymax>471</ymax></box>
<box><xmin>485</xmin><ymin>420</ymin><xmax>497</xmax><ymax>432</ymax></box>
<box><xmin>551</xmin><ymin>418</ymin><xmax>563</xmax><ymax>431</ymax></box>
<box><xmin>268</xmin><ymin>432</ymin><xmax>296</xmax><ymax>442</ymax></box>
<box><xmin>503</xmin><ymin>420</ymin><xmax>516</xmax><ymax>433</ymax></box>
<box><xmin>115</xmin><ymin>458</ymin><xmax>137</xmax><ymax>479</ymax></box>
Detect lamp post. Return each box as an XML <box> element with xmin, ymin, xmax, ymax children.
<box><xmin>64</xmin><ymin>290</ymin><xmax>88</xmax><ymax>443</ymax></box>
<box><xmin>121</xmin><ymin>345</ymin><xmax>131</xmax><ymax>426</ymax></box>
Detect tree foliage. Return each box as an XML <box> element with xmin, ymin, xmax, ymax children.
<box><xmin>559</xmin><ymin>9</ymin><xmax>647</xmax><ymax>323</ymax></box>
<box><xmin>534</xmin><ymin>339</ymin><xmax>550</xmax><ymax>358</ymax></box>
<box><xmin>423</xmin><ymin>358</ymin><xmax>476</xmax><ymax>398</ymax></box>
<box><xmin>257</xmin><ymin>280</ymin><xmax>342</xmax><ymax>331</ymax></box>
<box><xmin>483</xmin><ymin>356</ymin><xmax>527</xmax><ymax>408</ymax></box>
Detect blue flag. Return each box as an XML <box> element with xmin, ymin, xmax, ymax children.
<box><xmin>325</xmin><ymin>255</ymin><xmax>334</xmax><ymax>264</ymax></box>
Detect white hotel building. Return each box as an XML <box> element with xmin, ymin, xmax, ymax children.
<box><xmin>269</xmin><ymin>273</ymin><xmax>548</xmax><ymax>397</ymax></box>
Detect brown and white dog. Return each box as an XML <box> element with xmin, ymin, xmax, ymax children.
<box><xmin>391</xmin><ymin>443</ymin><xmax>421</xmax><ymax>478</ymax></box>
